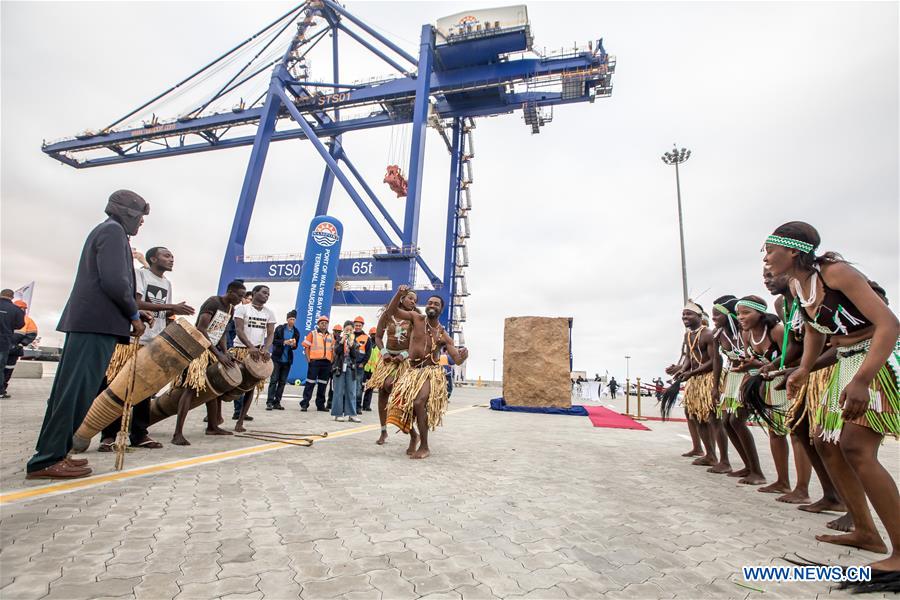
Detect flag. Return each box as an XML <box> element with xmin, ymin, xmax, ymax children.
<box><xmin>14</xmin><ymin>281</ymin><xmax>34</xmax><ymax>314</ymax></box>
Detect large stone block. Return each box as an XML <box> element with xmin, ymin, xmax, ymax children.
<box><xmin>503</xmin><ymin>317</ymin><xmax>571</xmax><ymax>408</ymax></box>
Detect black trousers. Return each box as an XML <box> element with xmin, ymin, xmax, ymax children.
<box><xmin>27</xmin><ymin>332</ymin><xmax>117</xmax><ymax>472</ymax></box>
<box><xmin>0</xmin><ymin>348</ymin><xmax>10</xmax><ymax>393</ymax></box>
<box><xmin>267</xmin><ymin>360</ymin><xmax>292</xmax><ymax>405</ymax></box>
<box><xmin>302</xmin><ymin>359</ymin><xmax>331</xmax><ymax>410</ymax></box>
<box><xmin>361</xmin><ymin>371</ymin><xmax>374</xmax><ymax>410</ymax></box>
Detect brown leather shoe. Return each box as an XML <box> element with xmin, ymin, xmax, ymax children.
<box><xmin>26</xmin><ymin>460</ymin><xmax>92</xmax><ymax>480</ymax></box>
<box><xmin>65</xmin><ymin>456</ymin><xmax>89</xmax><ymax>467</ymax></box>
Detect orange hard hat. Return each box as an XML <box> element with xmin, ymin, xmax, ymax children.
<box><xmin>13</xmin><ymin>299</ymin><xmax>27</xmax><ymax>309</ymax></box>
<box><xmin>369</xmin><ymin>327</ymin><xmax>377</xmax><ymax>334</ymax></box>
<box><xmin>333</xmin><ymin>324</ymin><xmax>341</xmax><ymax>332</ymax></box>
<box><xmin>317</xmin><ymin>315</ymin><xmax>329</xmax><ymax>323</ymax></box>
<box><xmin>353</xmin><ymin>316</ymin><xmax>364</xmax><ymax>324</ymax></box>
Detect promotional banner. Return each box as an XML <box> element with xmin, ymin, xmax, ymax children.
<box><xmin>288</xmin><ymin>216</ymin><xmax>344</xmax><ymax>384</ymax></box>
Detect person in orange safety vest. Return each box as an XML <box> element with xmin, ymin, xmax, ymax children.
<box><xmin>300</xmin><ymin>315</ymin><xmax>334</xmax><ymax>411</ymax></box>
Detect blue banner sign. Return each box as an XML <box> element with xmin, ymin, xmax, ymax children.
<box><xmin>288</xmin><ymin>216</ymin><xmax>343</xmax><ymax>384</ymax></box>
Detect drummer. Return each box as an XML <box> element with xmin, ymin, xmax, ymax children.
<box><xmin>232</xmin><ymin>285</ymin><xmax>276</xmax><ymax>432</ymax></box>
<box><xmin>169</xmin><ymin>280</ymin><xmax>247</xmax><ymax>445</ymax></box>
<box><xmin>97</xmin><ymin>246</ymin><xmax>195</xmax><ymax>452</ymax></box>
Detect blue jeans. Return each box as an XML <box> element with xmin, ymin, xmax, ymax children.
<box><xmin>330</xmin><ymin>370</ymin><xmax>358</xmax><ymax>417</ymax></box>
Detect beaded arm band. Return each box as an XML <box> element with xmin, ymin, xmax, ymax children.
<box><xmin>765</xmin><ymin>234</ymin><xmax>814</xmax><ymax>254</ymax></box>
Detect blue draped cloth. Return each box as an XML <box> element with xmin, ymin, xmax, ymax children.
<box><xmin>489</xmin><ymin>397</ymin><xmax>588</xmax><ymax>416</ymax></box>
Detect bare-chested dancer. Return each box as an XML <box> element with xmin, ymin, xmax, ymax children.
<box><xmin>668</xmin><ymin>301</ymin><xmax>718</xmax><ymax>466</ymax></box>
<box><xmin>384</xmin><ymin>286</ymin><xmax>468</xmax><ymax>459</ymax></box>
<box><xmin>368</xmin><ymin>288</ymin><xmax>418</xmax><ymax>451</ymax></box>
<box><xmin>169</xmin><ymin>280</ymin><xmax>246</xmax><ymax>445</ymax></box>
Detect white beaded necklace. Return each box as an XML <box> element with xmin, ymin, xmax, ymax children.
<box><xmin>792</xmin><ymin>272</ymin><xmax>818</xmax><ymax>307</ymax></box>
<box><xmin>750</xmin><ymin>325</ymin><xmax>768</xmax><ymax>347</ymax></box>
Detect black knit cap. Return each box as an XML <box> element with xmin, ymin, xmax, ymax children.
<box><xmin>105</xmin><ymin>189</ymin><xmax>150</xmax><ymax>234</ymax></box>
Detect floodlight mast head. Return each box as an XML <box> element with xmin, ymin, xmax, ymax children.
<box><xmin>661</xmin><ymin>145</ymin><xmax>691</xmax><ymax>165</ymax></box>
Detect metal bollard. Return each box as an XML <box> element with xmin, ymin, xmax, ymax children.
<box><xmin>625</xmin><ymin>378</ymin><xmax>631</xmax><ymax>416</ymax></box>
<box><xmin>635</xmin><ymin>377</ymin><xmax>647</xmax><ymax>420</ymax></box>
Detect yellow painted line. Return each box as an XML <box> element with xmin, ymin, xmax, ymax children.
<box><xmin>0</xmin><ymin>404</ymin><xmax>480</xmax><ymax>505</ymax></box>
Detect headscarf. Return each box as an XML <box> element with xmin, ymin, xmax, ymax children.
<box><xmin>105</xmin><ymin>189</ymin><xmax>150</xmax><ymax>235</ymax></box>
<box><xmin>683</xmin><ymin>299</ymin><xmax>703</xmax><ymax>316</ymax></box>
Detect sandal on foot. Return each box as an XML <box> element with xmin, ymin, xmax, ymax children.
<box><xmin>131</xmin><ymin>438</ymin><xmax>163</xmax><ymax>449</ymax></box>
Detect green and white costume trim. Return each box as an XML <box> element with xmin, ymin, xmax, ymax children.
<box><xmin>765</xmin><ymin>375</ymin><xmax>790</xmax><ymax>435</ymax></box>
<box><xmin>817</xmin><ymin>338</ymin><xmax>900</xmax><ymax>443</ymax></box>
<box><xmin>719</xmin><ymin>370</ymin><xmax>744</xmax><ymax>415</ymax></box>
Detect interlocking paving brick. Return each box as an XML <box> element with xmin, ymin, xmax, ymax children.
<box><xmin>366</xmin><ymin>568</ymin><xmax>416</xmax><ymax>599</ymax></box>
<box><xmin>177</xmin><ymin>575</ymin><xmax>260</xmax><ymax>599</ymax></box>
<box><xmin>301</xmin><ymin>574</ymin><xmax>370</xmax><ymax>598</ymax></box>
<box><xmin>134</xmin><ymin>573</ymin><xmax>181</xmax><ymax>600</ymax></box>
<box><xmin>256</xmin><ymin>569</ymin><xmax>302</xmax><ymax>598</ymax></box>
<box><xmin>46</xmin><ymin>575</ymin><xmax>141</xmax><ymax>600</ymax></box>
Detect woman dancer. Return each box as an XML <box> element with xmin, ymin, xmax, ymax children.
<box><xmin>710</xmin><ymin>295</ymin><xmax>744</xmax><ymax>475</ymax></box>
<box><xmin>735</xmin><ymin>295</ymin><xmax>797</xmax><ymax>493</ymax></box>
<box><xmin>766</xmin><ymin>222</ymin><xmax>899</xmax><ymax>572</ymax></box>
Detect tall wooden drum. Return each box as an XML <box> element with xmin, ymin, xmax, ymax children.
<box><xmin>149</xmin><ymin>360</ymin><xmax>243</xmax><ymax>424</ymax></box>
<box><xmin>72</xmin><ymin>318</ymin><xmax>210</xmax><ymax>451</ymax></box>
<box><xmin>218</xmin><ymin>356</ymin><xmax>274</xmax><ymax>404</ymax></box>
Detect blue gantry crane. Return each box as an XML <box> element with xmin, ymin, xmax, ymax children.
<box><xmin>42</xmin><ymin>1</ymin><xmax>615</xmax><ymax>346</ymax></box>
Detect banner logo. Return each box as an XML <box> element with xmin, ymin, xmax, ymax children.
<box><xmin>312</xmin><ymin>222</ymin><xmax>339</xmax><ymax>247</ymax></box>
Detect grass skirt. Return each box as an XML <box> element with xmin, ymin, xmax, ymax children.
<box><xmin>785</xmin><ymin>364</ymin><xmax>835</xmax><ymax>438</ymax></box>
<box><xmin>365</xmin><ymin>354</ymin><xmax>410</xmax><ymax>391</ymax></box>
<box><xmin>719</xmin><ymin>370</ymin><xmax>744</xmax><ymax>416</ymax></box>
<box><xmin>105</xmin><ymin>341</ymin><xmax>140</xmax><ymax>383</ymax></box>
<box><xmin>387</xmin><ymin>365</ymin><xmax>448</xmax><ymax>433</ymax></box>
<box><xmin>683</xmin><ymin>371</ymin><xmax>715</xmax><ymax>422</ymax></box>
<box><xmin>817</xmin><ymin>339</ymin><xmax>899</xmax><ymax>443</ymax></box>
<box><xmin>764</xmin><ymin>376</ymin><xmax>790</xmax><ymax>435</ymax></box>
<box><xmin>173</xmin><ymin>350</ymin><xmax>217</xmax><ymax>393</ymax></box>
<box><xmin>229</xmin><ymin>347</ymin><xmax>266</xmax><ymax>391</ymax></box>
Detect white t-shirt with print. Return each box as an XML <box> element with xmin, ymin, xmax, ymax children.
<box><xmin>136</xmin><ymin>268</ymin><xmax>172</xmax><ymax>345</ymax></box>
<box><xmin>232</xmin><ymin>303</ymin><xmax>277</xmax><ymax>348</ymax></box>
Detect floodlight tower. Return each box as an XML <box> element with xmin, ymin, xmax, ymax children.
<box><xmin>661</xmin><ymin>145</ymin><xmax>691</xmax><ymax>304</ymax></box>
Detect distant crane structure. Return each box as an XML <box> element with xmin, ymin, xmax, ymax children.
<box><xmin>42</xmin><ymin>1</ymin><xmax>615</xmax><ymax>346</ymax></box>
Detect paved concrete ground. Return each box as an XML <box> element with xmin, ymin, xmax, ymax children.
<box><xmin>1</xmin><ymin>374</ymin><xmax>897</xmax><ymax>599</ymax></box>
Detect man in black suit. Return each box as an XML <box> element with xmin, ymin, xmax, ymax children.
<box><xmin>266</xmin><ymin>310</ymin><xmax>300</xmax><ymax>410</ymax></box>
<box><xmin>26</xmin><ymin>190</ymin><xmax>150</xmax><ymax>479</ymax></box>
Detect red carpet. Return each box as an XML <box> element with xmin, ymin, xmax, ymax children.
<box><xmin>584</xmin><ymin>405</ymin><xmax>651</xmax><ymax>431</ymax></box>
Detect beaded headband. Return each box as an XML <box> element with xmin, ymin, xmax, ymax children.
<box><xmin>713</xmin><ymin>303</ymin><xmax>734</xmax><ymax>316</ymax></box>
<box><xmin>765</xmin><ymin>234</ymin><xmax>814</xmax><ymax>254</ymax></box>
<box><xmin>736</xmin><ymin>299</ymin><xmax>767</xmax><ymax>313</ymax></box>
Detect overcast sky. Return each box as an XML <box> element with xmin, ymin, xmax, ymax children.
<box><xmin>2</xmin><ymin>1</ymin><xmax>897</xmax><ymax>382</ymax></box>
